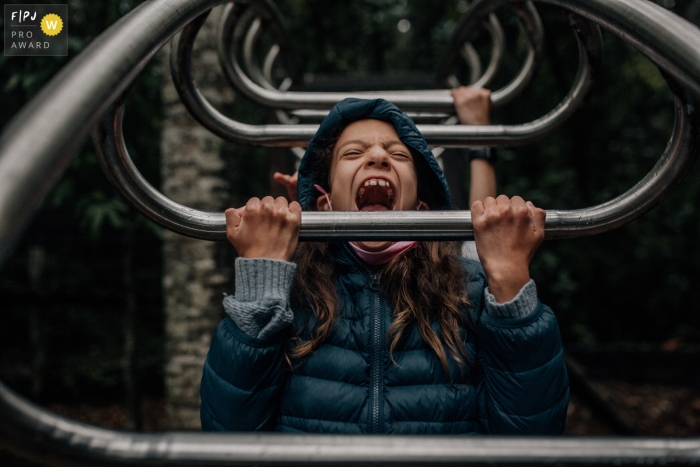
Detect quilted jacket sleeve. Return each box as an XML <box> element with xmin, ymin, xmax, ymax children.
<box><xmin>466</xmin><ymin>261</ymin><xmax>569</xmax><ymax>435</ymax></box>
<box><xmin>200</xmin><ymin>258</ymin><xmax>295</xmax><ymax>431</ymax></box>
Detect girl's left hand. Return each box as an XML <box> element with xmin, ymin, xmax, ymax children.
<box><xmin>471</xmin><ymin>195</ymin><xmax>545</xmax><ymax>303</ymax></box>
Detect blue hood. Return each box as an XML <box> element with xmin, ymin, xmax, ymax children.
<box><xmin>296</xmin><ymin>98</ymin><xmax>452</xmax><ymax>210</ymax></box>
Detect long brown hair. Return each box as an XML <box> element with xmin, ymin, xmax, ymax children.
<box><xmin>289</xmin><ymin>135</ymin><xmax>473</xmax><ymax>374</ymax></box>
<box><xmin>289</xmin><ymin>241</ymin><xmax>472</xmax><ymax>375</ymax></box>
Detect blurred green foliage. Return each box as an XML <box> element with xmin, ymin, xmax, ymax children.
<box><xmin>1</xmin><ymin>0</ymin><xmax>700</xmax><ymax>405</ymax></box>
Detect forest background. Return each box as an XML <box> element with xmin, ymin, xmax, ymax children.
<box><xmin>1</xmin><ymin>0</ymin><xmax>700</xmax><ymax>447</ymax></box>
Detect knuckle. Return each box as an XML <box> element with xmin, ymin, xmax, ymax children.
<box><xmin>514</xmin><ymin>206</ymin><xmax>528</xmax><ymax>217</ymax></box>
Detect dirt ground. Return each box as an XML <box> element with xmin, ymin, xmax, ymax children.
<box><xmin>566</xmin><ymin>381</ymin><xmax>700</xmax><ymax>436</ymax></box>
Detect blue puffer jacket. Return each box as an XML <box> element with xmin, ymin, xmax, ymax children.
<box><xmin>200</xmin><ymin>98</ymin><xmax>569</xmax><ymax>434</ymax></box>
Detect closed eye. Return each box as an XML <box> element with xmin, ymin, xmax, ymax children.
<box><xmin>390</xmin><ymin>149</ymin><xmax>412</xmax><ymax>160</ymax></box>
<box><xmin>341</xmin><ymin>150</ymin><xmax>363</xmax><ymax>158</ymax></box>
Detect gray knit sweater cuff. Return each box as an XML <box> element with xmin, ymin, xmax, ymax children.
<box><xmin>484</xmin><ymin>279</ymin><xmax>538</xmax><ymax>319</ymax></box>
<box><xmin>222</xmin><ymin>258</ymin><xmax>297</xmax><ymax>339</ymax></box>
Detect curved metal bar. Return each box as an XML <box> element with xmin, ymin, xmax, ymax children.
<box><xmin>220</xmin><ymin>1</ymin><xmax>538</xmax><ymax>111</ymax></box>
<box><xmin>446</xmin><ymin>5</ymin><xmax>538</xmax><ymax>106</ymax></box>
<box><xmin>460</xmin><ymin>42</ymin><xmax>483</xmax><ymax>86</ymax></box>
<box><xmin>238</xmin><ymin>0</ymin><xmax>301</xmax><ymax>86</ymax></box>
<box><xmin>470</xmin><ymin>14</ymin><xmax>506</xmax><ymax>89</ymax></box>
<box><xmin>95</xmin><ymin>99</ymin><xmax>226</xmax><ymax>241</ymax></box>
<box><xmin>243</xmin><ymin>16</ymin><xmax>275</xmax><ymax>90</ymax></box>
<box><xmin>172</xmin><ymin>9</ymin><xmax>320</xmax><ymax>146</ymax></box>
<box><xmin>263</xmin><ymin>44</ymin><xmax>293</xmax><ymax>92</ymax></box>
<box><xmin>491</xmin><ymin>2</ymin><xmax>544</xmax><ymax>107</ymax></box>
<box><xmin>3</xmin><ymin>380</ymin><xmax>700</xmax><ymax>466</ymax></box>
<box><xmin>0</xmin><ymin>0</ymin><xmax>221</xmax><ymax>266</ymax></box>
<box><xmin>419</xmin><ymin>11</ymin><xmax>601</xmax><ymax>148</ymax></box>
<box><xmin>544</xmin><ymin>0</ymin><xmax>700</xmax><ymax>97</ymax></box>
<box><xmin>217</xmin><ymin>0</ymin><xmax>526</xmax><ymax>111</ymax></box>
<box><xmin>175</xmin><ymin>7</ymin><xmax>601</xmax><ymax>147</ymax></box>
<box><xmin>441</xmin><ymin>1</ymin><xmax>544</xmax><ymax>108</ymax></box>
<box><xmin>95</xmin><ymin>79</ymin><xmax>699</xmax><ymax>241</ymax></box>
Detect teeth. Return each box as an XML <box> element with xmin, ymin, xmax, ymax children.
<box><xmin>387</xmin><ymin>189</ymin><xmax>393</xmax><ymax>199</ymax></box>
<box><xmin>363</xmin><ymin>178</ymin><xmax>392</xmax><ymax>187</ymax></box>
<box><xmin>358</xmin><ymin>188</ymin><xmax>364</xmax><ymax>198</ymax></box>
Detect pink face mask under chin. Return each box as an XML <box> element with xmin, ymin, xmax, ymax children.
<box><xmin>314</xmin><ymin>184</ymin><xmax>420</xmax><ymax>266</ymax></box>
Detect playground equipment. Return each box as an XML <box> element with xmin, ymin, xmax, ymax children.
<box><xmin>1</xmin><ymin>0</ymin><xmax>700</xmax><ymax>464</ymax></box>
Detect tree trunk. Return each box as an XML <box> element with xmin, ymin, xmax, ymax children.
<box><xmin>160</xmin><ymin>7</ymin><xmax>234</xmax><ymax>430</ymax></box>
<box><xmin>27</xmin><ymin>246</ymin><xmax>46</xmax><ymax>401</ymax></box>
<box><xmin>122</xmin><ymin>219</ymin><xmax>142</xmax><ymax>430</ymax></box>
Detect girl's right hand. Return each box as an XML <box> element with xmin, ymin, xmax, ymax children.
<box><xmin>225</xmin><ymin>196</ymin><xmax>301</xmax><ymax>262</ymax></box>
<box><xmin>451</xmin><ymin>86</ymin><xmax>491</xmax><ymax>126</ymax></box>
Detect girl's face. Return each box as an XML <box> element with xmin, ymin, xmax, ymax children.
<box><xmin>316</xmin><ymin>119</ymin><xmax>425</xmax><ymax>251</ymax></box>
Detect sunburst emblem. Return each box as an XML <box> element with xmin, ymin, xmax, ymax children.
<box><xmin>40</xmin><ymin>13</ymin><xmax>63</xmax><ymax>37</ymax></box>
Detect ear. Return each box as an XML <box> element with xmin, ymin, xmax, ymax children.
<box><xmin>316</xmin><ymin>193</ymin><xmax>332</xmax><ymax>211</ymax></box>
<box><xmin>417</xmin><ymin>200</ymin><xmax>430</xmax><ymax>211</ymax></box>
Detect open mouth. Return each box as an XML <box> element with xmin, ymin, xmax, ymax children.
<box><xmin>355</xmin><ymin>178</ymin><xmax>395</xmax><ymax>211</ymax></box>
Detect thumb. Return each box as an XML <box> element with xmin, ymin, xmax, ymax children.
<box><xmin>225</xmin><ymin>207</ymin><xmax>244</xmax><ymax>229</ymax></box>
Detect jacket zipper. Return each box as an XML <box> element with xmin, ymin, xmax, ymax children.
<box><xmin>343</xmin><ymin>243</ymin><xmax>383</xmax><ymax>434</ymax></box>
<box><xmin>370</xmin><ymin>274</ymin><xmax>382</xmax><ymax>434</ymax></box>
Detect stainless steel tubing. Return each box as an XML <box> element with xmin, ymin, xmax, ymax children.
<box><xmin>439</xmin><ymin>0</ymin><xmax>544</xmax><ymax>106</ymax></box>
<box><xmin>0</xmin><ymin>0</ymin><xmax>221</xmax><ymax>267</ymax></box>
<box><xmin>171</xmin><ymin>9</ymin><xmax>320</xmax><ymax>147</ymax></box>
<box><xmin>545</xmin><ymin>0</ymin><xmax>700</xmax><ymax>98</ymax></box>
<box><xmin>418</xmin><ymin>11</ymin><xmax>600</xmax><ymax>148</ymax></box>
<box><xmin>249</xmin><ymin>12</ymin><xmax>453</xmax><ymax>124</ymax></box>
<box><xmin>243</xmin><ymin>16</ymin><xmax>274</xmax><ymax>90</ymax></box>
<box><xmin>1</xmin><ymin>1</ymin><xmax>700</xmax><ymax>465</ymax></box>
<box><xmin>3</xmin><ymin>380</ymin><xmax>700</xmax><ymax>467</ymax></box>
<box><xmin>263</xmin><ymin>44</ymin><xmax>293</xmax><ymax>92</ymax></box>
<box><xmin>287</xmin><ymin>109</ymin><xmax>454</xmax><ymax>124</ymax></box>
<box><xmin>216</xmin><ymin>0</ymin><xmax>542</xmax><ymax>112</ymax></box>
<box><xmin>445</xmin><ymin>3</ymin><xmax>542</xmax><ymax>109</ymax></box>
<box><xmin>93</xmin><ymin>77</ymin><xmax>700</xmax><ymax>241</ymax></box>
<box><xmin>465</xmin><ymin>14</ymin><xmax>506</xmax><ymax>89</ymax></box>
<box><xmin>174</xmin><ymin>6</ymin><xmax>601</xmax><ymax>147</ymax></box>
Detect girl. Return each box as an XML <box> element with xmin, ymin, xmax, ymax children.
<box><xmin>200</xmin><ymin>98</ymin><xmax>568</xmax><ymax>434</ymax></box>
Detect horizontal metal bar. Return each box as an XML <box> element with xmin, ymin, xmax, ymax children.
<box><xmin>288</xmin><ymin>109</ymin><xmax>454</xmax><ymax>123</ymax></box>
<box><xmin>2</xmin><ymin>381</ymin><xmax>700</xmax><ymax>466</ymax></box>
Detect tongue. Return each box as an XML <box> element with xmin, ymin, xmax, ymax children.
<box><xmin>357</xmin><ymin>184</ymin><xmax>393</xmax><ymax>211</ymax></box>
<box><xmin>360</xmin><ymin>204</ymin><xmax>389</xmax><ymax>211</ymax></box>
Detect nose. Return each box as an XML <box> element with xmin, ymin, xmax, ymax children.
<box><xmin>365</xmin><ymin>145</ymin><xmax>391</xmax><ymax>169</ymax></box>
